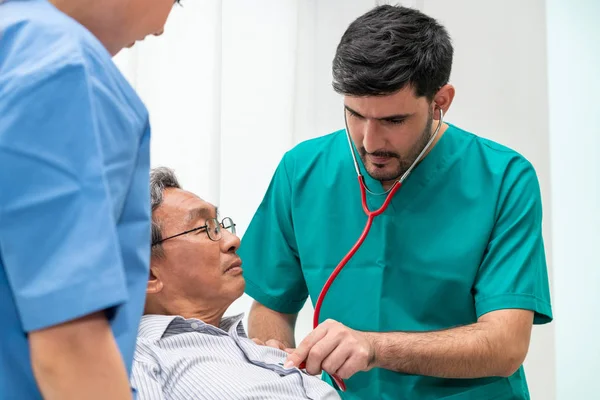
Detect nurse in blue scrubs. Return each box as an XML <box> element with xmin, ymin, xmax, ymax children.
<box><xmin>0</xmin><ymin>1</ymin><xmax>178</xmax><ymax>398</ymax></box>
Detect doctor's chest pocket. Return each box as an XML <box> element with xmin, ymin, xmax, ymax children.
<box><xmin>378</xmin><ymin>221</ymin><xmax>491</xmax><ymax>326</ymax></box>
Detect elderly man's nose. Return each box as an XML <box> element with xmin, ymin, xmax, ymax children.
<box><xmin>154</xmin><ymin>29</ymin><xmax>164</xmax><ymax>37</ymax></box>
<box><xmin>221</xmin><ymin>229</ymin><xmax>240</xmax><ymax>251</ymax></box>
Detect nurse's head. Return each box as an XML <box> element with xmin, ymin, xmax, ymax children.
<box><xmin>144</xmin><ymin>167</ymin><xmax>245</xmax><ymax>321</ymax></box>
<box><xmin>333</xmin><ymin>5</ymin><xmax>455</xmax><ymax>186</ymax></box>
<box><xmin>49</xmin><ymin>0</ymin><xmax>179</xmax><ymax>55</ymax></box>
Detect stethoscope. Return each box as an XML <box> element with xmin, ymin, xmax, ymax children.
<box><xmin>301</xmin><ymin>106</ymin><xmax>445</xmax><ymax>392</ymax></box>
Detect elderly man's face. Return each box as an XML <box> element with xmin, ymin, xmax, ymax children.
<box><xmin>150</xmin><ymin>188</ymin><xmax>244</xmax><ymax>308</ymax></box>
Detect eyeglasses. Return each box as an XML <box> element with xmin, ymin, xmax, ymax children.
<box><xmin>152</xmin><ymin>217</ymin><xmax>236</xmax><ymax>246</ymax></box>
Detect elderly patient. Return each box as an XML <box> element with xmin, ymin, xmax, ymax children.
<box><xmin>131</xmin><ymin>167</ymin><xmax>340</xmax><ymax>400</ymax></box>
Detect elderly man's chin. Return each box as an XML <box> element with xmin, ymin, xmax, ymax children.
<box><xmin>226</xmin><ymin>272</ymin><xmax>246</xmax><ymax>301</ymax></box>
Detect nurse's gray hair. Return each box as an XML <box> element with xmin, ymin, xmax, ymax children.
<box><xmin>332</xmin><ymin>5</ymin><xmax>453</xmax><ymax>100</ymax></box>
<box><xmin>150</xmin><ymin>167</ymin><xmax>181</xmax><ymax>258</ymax></box>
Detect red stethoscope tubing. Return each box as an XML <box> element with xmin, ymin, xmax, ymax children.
<box><xmin>298</xmin><ymin>107</ymin><xmax>443</xmax><ymax>392</ymax></box>
<box><xmin>313</xmin><ymin>176</ymin><xmax>401</xmax><ymax>327</ymax></box>
<box><xmin>299</xmin><ymin>176</ymin><xmax>401</xmax><ymax>392</ymax></box>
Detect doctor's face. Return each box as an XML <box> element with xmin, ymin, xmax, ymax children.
<box><xmin>150</xmin><ymin>189</ymin><xmax>245</xmax><ymax>311</ymax></box>
<box><xmin>344</xmin><ymin>85</ymin><xmax>438</xmax><ymax>185</ymax></box>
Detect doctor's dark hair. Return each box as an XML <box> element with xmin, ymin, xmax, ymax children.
<box><xmin>332</xmin><ymin>5</ymin><xmax>453</xmax><ymax>100</ymax></box>
<box><xmin>150</xmin><ymin>167</ymin><xmax>181</xmax><ymax>258</ymax></box>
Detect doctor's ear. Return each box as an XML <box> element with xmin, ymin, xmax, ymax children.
<box><xmin>432</xmin><ymin>84</ymin><xmax>455</xmax><ymax>120</ymax></box>
<box><xmin>147</xmin><ymin>267</ymin><xmax>164</xmax><ymax>294</ymax></box>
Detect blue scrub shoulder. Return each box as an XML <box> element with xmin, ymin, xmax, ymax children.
<box><xmin>1</xmin><ymin>5</ymin><xmax>86</xmax><ymax>80</ymax></box>
<box><xmin>0</xmin><ymin>0</ymin><xmax>146</xmax><ymax>120</ymax></box>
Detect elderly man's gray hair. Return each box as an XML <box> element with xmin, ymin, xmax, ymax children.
<box><xmin>150</xmin><ymin>167</ymin><xmax>181</xmax><ymax>257</ymax></box>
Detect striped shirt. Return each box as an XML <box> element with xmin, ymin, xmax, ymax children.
<box><xmin>131</xmin><ymin>314</ymin><xmax>341</xmax><ymax>400</ymax></box>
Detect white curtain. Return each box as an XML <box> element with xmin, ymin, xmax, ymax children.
<box><xmin>113</xmin><ymin>0</ymin><xmax>383</xmax><ymax>346</ymax></box>
<box><xmin>114</xmin><ymin>0</ymin><xmax>384</xmax><ymax>227</ymax></box>
<box><xmin>113</xmin><ymin>1</ymin><xmax>560</xmax><ymax>397</ymax></box>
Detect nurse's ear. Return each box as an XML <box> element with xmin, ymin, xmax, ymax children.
<box><xmin>147</xmin><ymin>266</ymin><xmax>164</xmax><ymax>294</ymax></box>
<box><xmin>432</xmin><ymin>84</ymin><xmax>456</xmax><ymax>120</ymax></box>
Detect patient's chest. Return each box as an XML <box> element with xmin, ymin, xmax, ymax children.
<box><xmin>148</xmin><ymin>321</ymin><xmax>339</xmax><ymax>400</ymax></box>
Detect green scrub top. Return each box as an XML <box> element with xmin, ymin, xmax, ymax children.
<box><xmin>239</xmin><ymin>123</ymin><xmax>552</xmax><ymax>400</ymax></box>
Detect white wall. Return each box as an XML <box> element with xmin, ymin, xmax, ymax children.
<box><xmin>111</xmin><ymin>1</ymin><xmax>599</xmax><ymax>398</ymax></box>
<box><xmin>546</xmin><ymin>1</ymin><xmax>600</xmax><ymax>399</ymax></box>
<box><xmin>421</xmin><ymin>2</ymin><xmax>556</xmax><ymax>399</ymax></box>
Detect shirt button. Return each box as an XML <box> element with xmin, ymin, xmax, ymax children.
<box><xmin>191</xmin><ymin>322</ymin><xmax>199</xmax><ymax>329</ymax></box>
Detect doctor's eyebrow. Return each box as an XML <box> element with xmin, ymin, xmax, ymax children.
<box><xmin>344</xmin><ymin>105</ymin><xmax>412</xmax><ymax>122</ymax></box>
<box><xmin>186</xmin><ymin>206</ymin><xmax>218</xmax><ymax>224</ymax></box>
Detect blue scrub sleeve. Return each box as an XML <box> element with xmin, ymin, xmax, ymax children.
<box><xmin>240</xmin><ymin>154</ymin><xmax>309</xmax><ymax>314</ymax></box>
<box><xmin>0</xmin><ymin>62</ymin><xmax>129</xmax><ymax>332</ymax></box>
<box><xmin>473</xmin><ymin>159</ymin><xmax>552</xmax><ymax>324</ymax></box>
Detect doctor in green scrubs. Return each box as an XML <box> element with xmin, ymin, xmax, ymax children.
<box><xmin>239</xmin><ymin>5</ymin><xmax>552</xmax><ymax>400</ymax></box>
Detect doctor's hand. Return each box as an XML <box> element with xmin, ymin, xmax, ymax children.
<box><xmin>284</xmin><ymin>319</ymin><xmax>376</xmax><ymax>379</ymax></box>
<box><xmin>251</xmin><ymin>338</ymin><xmax>294</xmax><ymax>353</ymax></box>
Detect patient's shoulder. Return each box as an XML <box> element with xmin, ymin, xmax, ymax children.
<box><xmin>133</xmin><ymin>337</ymin><xmax>161</xmax><ymax>362</ymax></box>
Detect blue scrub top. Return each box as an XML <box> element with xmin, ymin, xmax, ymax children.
<box><xmin>0</xmin><ymin>1</ymin><xmax>151</xmax><ymax>398</ymax></box>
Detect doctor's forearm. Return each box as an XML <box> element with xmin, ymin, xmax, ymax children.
<box><xmin>248</xmin><ymin>301</ymin><xmax>297</xmax><ymax>348</ymax></box>
<box><xmin>29</xmin><ymin>312</ymin><xmax>132</xmax><ymax>400</ymax></box>
<box><xmin>369</xmin><ymin>321</ymin><xmax>526</xmax><ymax>378</ymax></box>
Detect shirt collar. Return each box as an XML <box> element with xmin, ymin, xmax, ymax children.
<box><xmin>138</xmin><ymin>314</ymin><xmax>178</xmax><ymax>341</ymax></box>
<box><xmin>138</xmin><ymin>313</ymin><xmax>246</xmax><ymax>341</ymax></box>
<box><xmin>220</xmin><ymin>313</ymin><xmax>246</xmax><ymax>334</ymax></box>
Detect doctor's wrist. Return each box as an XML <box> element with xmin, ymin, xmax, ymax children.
<box><xmin>363</xmin><ymin>331</ymin><xmax>382</xmax><ymax>370</ymax></box>
<box><xmin>364</xmin><ymin>331</ymin><xmax>411</xmax><ymax>372</ymax></box>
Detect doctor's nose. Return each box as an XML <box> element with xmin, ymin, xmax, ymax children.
<box><xmin>362</xmin><ymin>120</ymin><xmax>385</xmax><ymax>154</ymax></box>
<box><xmin>154</xmin><ymin>29</ymin><xmax>164</xmax><ymax>37</ymax></box>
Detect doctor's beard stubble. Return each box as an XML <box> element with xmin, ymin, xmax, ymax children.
<box><xmin>359</xmin><ymin>111</ymin><xmax>434</xmax><ymax>183</ymax></box>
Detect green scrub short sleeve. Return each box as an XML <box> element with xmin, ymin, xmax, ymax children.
<box><xmin>239</xmin><ymin>154</ymin><xmax>308</xmax><ymax>314</ymax></box>
<box><xmin>473</xmin><ymin>159</ymin><xmax>552</xmax><ymax>324</ymax></box>
<box><xmin>0</xmin><ymin>63</ymin><xmax>128</xmax><ymax>332</ymax></box>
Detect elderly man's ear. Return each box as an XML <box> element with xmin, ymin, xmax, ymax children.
<box><xmin>147</xmin><ymin>267</ymin><xmax>164</xmax><ymax>294</ymax></box>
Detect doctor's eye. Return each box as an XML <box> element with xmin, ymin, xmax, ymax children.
<box><xmin>384</xmin><ymin>118</ymin><xmax>406</xmax><ymax>126</ymax></box>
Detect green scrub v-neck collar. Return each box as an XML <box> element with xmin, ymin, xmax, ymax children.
<box><xmin>351</xmin><ymin>123</ymin><xmax>458</xmax><ymax>211</ymax></box>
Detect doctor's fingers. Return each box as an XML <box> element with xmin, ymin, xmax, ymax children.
<box><xmin>321</xmin><ymin>344</ymin><xmax>353</xmax><ymax>377</ymax></box>
<box><xmin>265</xmin><ymin>339</ymin><xmax>287</xmax><ymax>351</ymax></box>
<box><xmin>303</xmin><ymin>333</ymin><xmax>345</xmax><ymax>375</ymax></box>
<box><xmin>251</xmin><ymin>338</ymin><xmax>266</xmax><ymax>346</ymax></box>
<box><xmin>336</xmin><ymin>352</ymin><xmax>370</xmax><ymax>380</ymax></box>
<box><xmin>285</xmin><ymin>323</ymin><xmax>330</xmax><ymax>368</ymax></box>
